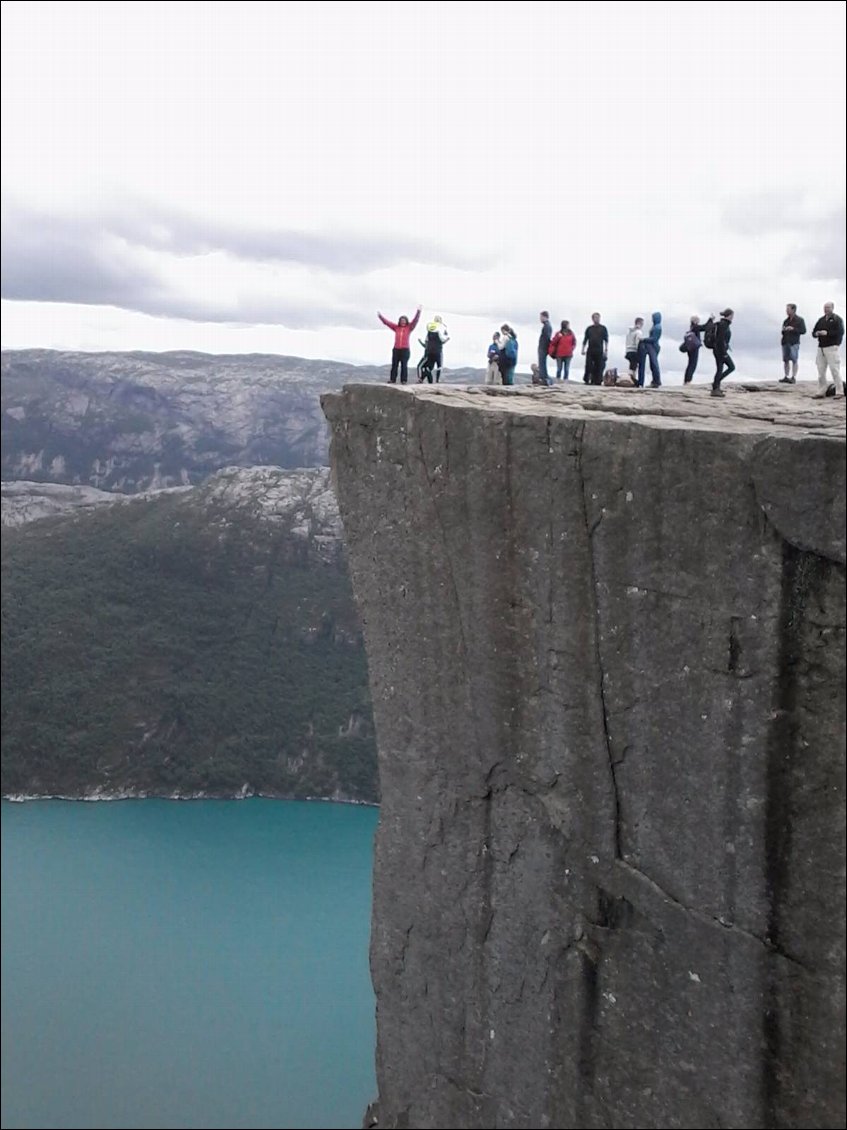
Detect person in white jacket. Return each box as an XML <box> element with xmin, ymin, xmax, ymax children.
<box><xmin>624</xmin><ymin>317</ymin><xmax>644</xmax><ymax>381</ymax></box>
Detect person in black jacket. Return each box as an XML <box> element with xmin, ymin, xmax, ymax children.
<box><xmin>581</xmin><ymin>313</ymin><xmax>608</xmax><ymax>386</ymax></box>
<box><xmin>682</xmin><ymin>316</ymin><xmax>704</xmax><ymax>384</ymax></box>
<box><xmin>811</xmin><ymin>302</ymin><xmax>844</xmax><ymax>399</ymax></box>
<box><xmin>710</xmin><ymin>309</ymin><xmax>735</xmax><ymax>398</ymax></box>
<box><xmin>779</xmin><ymin>303</ymin><xmax>807</xmax><ymax>384</ymax></box>
<box><xmin>537</xmin><ymin>311</ymin><xmax>553</xmax><ymax>386</ymax></box>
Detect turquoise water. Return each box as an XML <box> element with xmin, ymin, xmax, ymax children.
<box><xmin>1</xmin><ymin>798</ymin><xmax>379</xmax><ymax>1130</ymax></box>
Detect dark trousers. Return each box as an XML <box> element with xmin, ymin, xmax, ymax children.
<box><xmin>390</xmin><ymin>347</ymin><xmax>410</xmax><ymax>383</ymax></box>
<box><xmin>418</xmin><ymin>350</ymin><xmax>442</xmax><ymax>383</ymax></box>
<box><xmin>637</xmin><ymin>340</ymin><xmax>661</xmax><ymax>386</ymax></box>
<box><xmin>713</xmin><ymin>350</ymin><xmax>735</xmax><ymax>390</ymax></box>
<box><xmin>683</xmin><ymin>348</ymin><xmax>700</xmax><ymax>383</ymax></box>
<box><xmin>538</xmin><ymin>349</ymin><xmax>550</xmax><ymax>383</ymax></box>
<box><xmin>584</xmin><ymin>350</ymin><xmax>605</xmax><ymax>385</ymax></box>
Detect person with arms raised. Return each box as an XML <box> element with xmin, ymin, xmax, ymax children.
<box><xmin>378</xmin><ymin>304</ymin><xmax>422</xmax><ymax>384</ymax></box>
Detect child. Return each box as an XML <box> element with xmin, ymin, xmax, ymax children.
<box><xmin>486</xmin><ymin>333</ymin><xmax>502</xmax><ymax>384</ymax></box>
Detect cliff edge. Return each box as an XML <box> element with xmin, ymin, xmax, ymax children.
<box><xmin>322</xmin><ymin>383</ymin><xmax>846</xmax><ymax>1130</ymax></box>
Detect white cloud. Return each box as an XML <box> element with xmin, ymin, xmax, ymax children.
<box><xmin>1</xmin><ymin>0</ymin><xmax>845</xmax><ymax>380</ymax></box>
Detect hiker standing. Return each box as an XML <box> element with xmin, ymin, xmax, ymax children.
<box><xmin>378</xmin><ymin>305</ymin><xmax>422</xmax><ymax>384</ymax></box>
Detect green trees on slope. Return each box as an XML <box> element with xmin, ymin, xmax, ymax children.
<box><xmin>1</xmin><ymin>492</ymin><xmax>377</xmax><ymax>802</ymax></box>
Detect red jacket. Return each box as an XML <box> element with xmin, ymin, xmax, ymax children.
<box><xmin>550</xmin><ymin>330</ymin><xmax>576</xmax><ymax>358</ymax></box>
<box><xmin>379</xmin><ymin>309</ymin><xmax>420</xmax><ymax>349</ymax></box>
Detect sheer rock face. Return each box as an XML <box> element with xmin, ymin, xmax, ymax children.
<box><xmin>322</xmin><ymin>384</ymin><xmax>846</xmax><ymax>1130</ymax></box>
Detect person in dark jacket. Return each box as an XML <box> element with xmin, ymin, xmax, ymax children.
<box><xmin>378</xmin><ymin>305</ymin><xmax>421</xmax><ymax>383</ymax></box>
<box><xmin>537</xmin><ymin>311</ymin><xmax>553</xmax><ymax>386</ymax></box>
<box><xmin>779</xmin><ymin>303</ymin><xmax>807</xmax><ymax>384</ymax></box>
<box><xmin>581</xmin><ymin>313</ymin><xmax>608</xmax><ymax>385</ymax></box>
<box><xmin>682</xmin><ymin>316</ymin><xmax>703</xmax><ymax>384</ymax></box>
<box><xmin>637</xmin><ymin>311</ymin><xmax>663</xmax><ymax>387</ymax></box>
<box><xmin>811</xmin><ymin>302</ymin><xmax>844</xmax><ymax>398</ymax></box>
<box><xmin>711</xmin><ymin>309</ymin><xmax>735</xmax><ymax>397</ymax></box>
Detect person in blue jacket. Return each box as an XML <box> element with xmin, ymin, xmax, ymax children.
<box><xmin>637</xmin><ymin>311</ymin><xmax>663</xmax><ymax>388</ymax></box>
<box><xmin>498</xmin><ymin>324</ymin><xmax>519</xmax><ymax>385</ymax></box>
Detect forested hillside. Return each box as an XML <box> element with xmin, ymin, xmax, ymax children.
<box><xmin>1</xmin><ymin>468</ymin><xmax>377</xmax><ymax>802</ymax></box>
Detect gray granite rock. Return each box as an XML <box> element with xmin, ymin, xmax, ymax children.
<box><xmin>322</xmin><ymin>383</ymin><xmax>846</xmax><ymax>1130</ymax></box>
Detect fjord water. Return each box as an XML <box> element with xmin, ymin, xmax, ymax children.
<box><xmin>1</xmin><ymin>798</ymin><xmax>378</xmax><ymax>1130</ymax></box>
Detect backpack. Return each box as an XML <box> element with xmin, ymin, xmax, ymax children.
<box><xmin>426</xmin><ymin>328</ymin><xmax>442</xmax><ymax>352</ymax></box>
<box><xmin>502</xmin><ymin>336</ymin><xmax>518</xmax><ymax>365</ymax></box>
<box><xmin>703</xmin><ymin>320</ymin><xmax>717</xmax><ymax>350</ymax></box>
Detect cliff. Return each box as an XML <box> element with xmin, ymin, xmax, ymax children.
<box><xmin>322</xmin><ymin>383</ymin><xmax>846</xmax><ymax>1130</ymax></box>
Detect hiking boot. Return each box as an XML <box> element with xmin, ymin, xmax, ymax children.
<box><xmin>779</xmin><ymin>376</ymin><xmax>793</xmax><ymax>384</ymax></box>
<box><xmin>711</xmin><ymin>388</ymin><xmax>726</xmax><ymax>398</ymax></box>
<box><xmin>825</xmin><ymin>384</ymin><xmax>836</xmax><ymax>397</ymax></box>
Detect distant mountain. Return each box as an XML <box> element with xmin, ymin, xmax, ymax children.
<box><xmin>1</xmin><ymin>466</ymin><xmax>377</xmax><ymax>803</ymax></box>
<box><xmin>1</xmin><ymin>349</ymin><xmax>483</xmax><ymax>490</ymax></box>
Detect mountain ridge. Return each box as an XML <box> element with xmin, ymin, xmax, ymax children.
<box><xmin>2</xmin><ymin>347</ymin><xmax>484</xmax><ymax>490</ymax></box>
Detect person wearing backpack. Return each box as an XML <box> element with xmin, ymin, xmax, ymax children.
<box><xmin>422</xmin><ymin>315</ymin><xmax>450</xmax><ymax>383</ymax></box>
<box><xmin>550</xmin><ymin>320</ymin><xmax>577</xmax><ymax>381</ymax></box>
<box><xmin>681</xmin><ymin>316</ymin><xmax>704</xmax><ymax>384</ymax></box>
<box><xmin>498</xmin><ymin>324</ymin><xmax>519</xmax><ymax>386</ymax></box>
<box><xmin>537</xmin><ymin>311</ymin><xmax>553</xmax><ymax>386</ymax></box>
<box><xmin>710</xmin><ymin>309</ymin><xmax>735</xmax><ymax>397</ymax></box>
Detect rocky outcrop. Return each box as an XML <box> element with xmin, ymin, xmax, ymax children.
<box><xmin>322</xmin><ymin>383</ymin><xmax>846</xmax><ymax>1130</ymax></box>
<box><xmin>1</xmin><ymin>479</ymin><xmax>191</xmax><ymax>526</ymax></box>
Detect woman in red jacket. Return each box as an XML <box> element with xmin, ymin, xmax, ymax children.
<box><xmin>378</xmin><ymin>305</ymin><xmax>422</xmax><ymax>383</ymax></box>
<box><xmin>550</xmin><ymin>320</ymin><xmax>577</xmax><ymax>381</ymax></box>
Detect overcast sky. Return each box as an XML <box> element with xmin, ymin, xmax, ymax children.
<box><xmin>2</xmin><ymin>0</ymin><xmax>845</xmax><ymax>380</ymax></box>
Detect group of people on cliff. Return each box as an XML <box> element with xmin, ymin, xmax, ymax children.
<box><xmin>377</xmin><ymin>307</ymin><xmax>450</xmax><ymax>386</ymax></box>
<box><xmin>378</xmin><ymin>302</ymin><xmax>844</xmax><ymax>399</ymax></box>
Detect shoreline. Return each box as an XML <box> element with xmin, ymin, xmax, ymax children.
<box><xmin>2</xmin><ymin>788</ymin><xmax>379</xmax><ymax>808</ymax></box>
